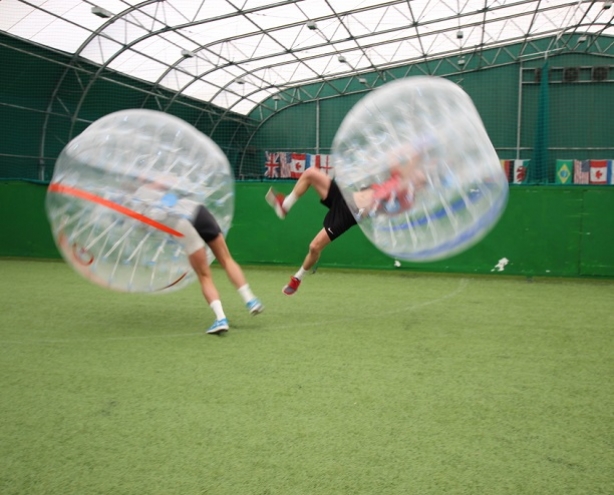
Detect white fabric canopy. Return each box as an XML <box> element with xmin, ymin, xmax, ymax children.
<box><xmin>2</xmin><ymin>0</ymin><xmax>612</xmax><ymax>115</ymax></box>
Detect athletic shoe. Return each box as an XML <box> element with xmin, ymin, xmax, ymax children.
<box><xmin>265</xmin><ymin>187</ymin><xmax>287</xmax><ymax>219</ymax></box>
<box><xmin>206</xmin><ymin>318</ymin><xmax>229</xmax><ymax>335</ymax></box>
<box><xmin>282</xmin><ymin>276</ymin><xmax>301</xmax><ymax>295</ymax></box>
<box><xmin>246</xmin><ymin>298</ymin><xmax>264</xmax><ymax>315</ymax></box>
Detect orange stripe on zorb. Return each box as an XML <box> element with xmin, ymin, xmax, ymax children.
<box><xmin>47</xmin><ymin>182</ymin><xmax>184</xmax><ymax>238</ymax></box>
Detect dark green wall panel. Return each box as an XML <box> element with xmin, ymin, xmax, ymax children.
<box><xmin>580</xmin><ymin>188</ymin><xmax>614</xmax><ymax>276</ymax></box>
<box><xmin>3</xmin><ymin>181</ymin><xmax>611</xmax><ymax>278</ymax></box>
<box><xmin>0</xmin><ymin>32</ymin><xmax>255</xmax><ymax>182</ymax></box>
<box><xmin>0</xmin><ymin>181</ymin><xmax>58</xmax><ymax>258</ymax></box>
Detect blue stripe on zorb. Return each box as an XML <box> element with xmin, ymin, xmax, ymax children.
<box><xmin>377</xmin><ymin>184</ymin><xmax>508</xmax><ymax>261</ymax></box>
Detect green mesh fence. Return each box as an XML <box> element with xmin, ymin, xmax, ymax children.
<box><xmin>1</xmin><ymin>32</ymin><xmax>613</xmax><ymax>185</ymax></box>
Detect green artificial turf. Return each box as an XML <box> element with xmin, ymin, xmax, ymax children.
<box><xmin>0</xmin><ymin>259</ymin><xmax>613</xmax><ymax>494</ymax></box>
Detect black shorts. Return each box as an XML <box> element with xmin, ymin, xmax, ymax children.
<box><xmin>191</xmin><ymin>205</ymin><xmax>222</xmax><ymax>243</ymax></box>
<box><xmin>321</xmin><ymin>180</ymin><xmax>357</xmax><ymax>241</ymax></box>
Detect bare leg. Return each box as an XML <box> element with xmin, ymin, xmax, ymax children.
<box><xmin>207</xmin><ymin>234</ymin><xmax>263</xmax><ymax>314</ymax></box>
<box><xmin>301</xmin><ymin>228</ymin><xmax>332</xmax><ymax>272</ymax></box>
<box><xmin>283</xmin><ymin>228</ymin><xmax>332</xmax><ymax>296</ymax></box>
<box><xmin>291</xmin><ymin>168</ymin><xmax>332</xmax><ymax>200</ymax></box>
<box><xmin>206</xmin><ymin>234</ymin><xmax>247</xmax><ymax>289</ymax></box>
<box><xmin>278</xmin><ymin>169</ymin><xmax>335</xmax><ymax>296</ymax></box>
<box><xmin>188</xmin><ymin>247</ymin><xmax>219</xmax><ymax>304</ymax></box>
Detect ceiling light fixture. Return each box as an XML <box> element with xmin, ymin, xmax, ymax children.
<box><xmin>91</xmin><ymin>6</ymin><xmax>113</xmax><ymax>18</ymax></box>
<box><xmin>181</xmin><ymin>49</ymin><xmax>195</xmax><ymax>58</ymax></box>
<box><xmin>306</xmin><ymin>21</ymin><xmax>318</xmax><ymax>30</ymax></box>
<box><xmin>338</xmin><ymin>55</ymin><xmax>347</xmax><ymax>63</ymax></box>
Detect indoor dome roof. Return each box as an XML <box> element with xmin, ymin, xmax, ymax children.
<box><xmin>2</xmin><ymin>0</ymin><xmax>612</xmax><ymax>115</ymax></box>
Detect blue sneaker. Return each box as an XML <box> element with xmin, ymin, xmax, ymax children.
<box><xmin>206</xmin><ymin>318</ymin><xmax>229</xmax><ymax>335</ymax></box>
<box><xmin>246</xmin><ymin>298</ymin><xmax>264</xmax><ymax>315</ymax></box>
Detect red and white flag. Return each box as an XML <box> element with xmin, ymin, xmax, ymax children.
<box><xmin>574</xmin><ymin>160</ymin><xmax>589</xmax><ymax>184</ymax></box>
<box><xmin>500</xmin><ymin>159</ymin><xmax>513</xmax><ymax>182</ymax></box>
<box><xmin>513</xmin><ymin>159</ymin><xmax>528</xmax><ymax>184</ymax></box>
<box><xmin>314</xmin><ymin>154</ymin><xmax>334</xmax><ymax>177</ymax></box>
<box><xmin>589</xmin><ymin>159</ymin><xmax>608</xmax><ymax>184</ymax></box>
<box><xmin>290</xmin><ymin>153</ymin><xmax>307</xmax><ymax>178</ymax></box>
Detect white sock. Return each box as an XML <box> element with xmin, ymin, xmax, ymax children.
<box><xmin>282</xmin><ymin>192</ymin><xmax>298</xmax><ymax>213</ymax></box>
<box><xmin>294</xmin><ymin>266</ymin><xmax>308</xmax><ymax>280</ymax></box>
<box><xmin>210</xmin><ymin>300</ymin><xmax>226</xmax><ymax>320</ymax></box>
<box><xmin>238</xmin><ymin>284</ymin><xmax>256</xmax><ymax>304</ymax></box>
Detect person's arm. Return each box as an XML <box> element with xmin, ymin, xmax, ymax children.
<box><xmin>352</xmin><ymin>141</ymin><xmax>430</xmax><ymax>218</ymax></box>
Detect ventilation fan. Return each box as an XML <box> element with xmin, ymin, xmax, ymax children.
<box><xmin>563</xmin><ymin>67</ymin><xmax>580</xmax><ymax>83</ymax></box>
<box><xmin>592</xmin><ymin>66</ymin><xmax>609</xmax><ymax>82</ymax></box>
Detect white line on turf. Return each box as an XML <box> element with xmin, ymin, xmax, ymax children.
<box><xmin>288</xmin><ymin>277</ymin><xmax>470</xmax><ymax>329</ymax></box>
<box><xmin>0</xmin><ymin>278</ymin><xmax>470</xmax><ymax>344</ymax></box>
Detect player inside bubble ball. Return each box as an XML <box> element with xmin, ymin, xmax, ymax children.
<box><xmin>265</xmin><ymin>142</ymin><xmax>428</xmax><ymax>296</ymax></box>
<box><xmin>135</xmin><ymin>176</ymin><xmax>264</xmax><ymax>335</ymax></box>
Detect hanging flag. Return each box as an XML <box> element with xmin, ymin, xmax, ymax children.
<box><xmin>314</xmin><ymin>154</ymin><xmax>335</xmax><ymax>177</ymax></box>
<box><xmin>573</xmin><ymin>160</ymin><xmax>589</xmax><ymax>184</ymax></box>
<box><xmin>305</xmin><ymin>154</ymin><xmax>317</xmax><ymax>176</ymax></box>
<box><xmin>555</xmin><ymin>159</ymin><xmax>573</xmax><ymax>184</ymax></box>
<box><xmin>279</xmin><ymin>152</ymin><xmax>292</xmax><ymax>178</ymax></box>
<box><xmin>500</xmin><ymin>159</ymin><xmax>513</xmax><ymax>182</ymax></box>
<box><xmin>290</xmin><ymin>153</ymin><xmax>307</xmax><ymax>178</ymax></box>
<box><xmin>513</xmin><ymin>159</ymin><xmax>529</xmax><ymax>184</ymax></box>
<box><xmin>264</xmin><ymin>152</ymin><xmax>280</xmax><ymax>178</ymax></box>
<box><xmin>589</xmin><ymin>160</ymin><xmax>608</xmax><ymax>184</ymax></box>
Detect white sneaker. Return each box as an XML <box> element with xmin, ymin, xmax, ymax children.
<box><xmin>265</xmin><ymin>187</ymin><xmax>287</xmax><ymax>219</ymax></box>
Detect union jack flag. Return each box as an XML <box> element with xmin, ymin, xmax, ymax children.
<box><xmin>264</xmin><ymin>152</ymin><xmax>280</xmax><ymax>178</ymax></box>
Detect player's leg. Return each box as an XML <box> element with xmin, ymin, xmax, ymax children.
<box><xmin>283</xmin><ymin>228</ymin><xmax>331</xmax><ymax>295</ymax></box>
<box><xmin>292</xmin><ymin>168</ymin><xmax>332</xmax><ymax>200</ymax></box>
<box><xmin>188</xmin><ymin>246</ymin><xmax>229</xmax><ymax>334</ymax></box>
<box><xmin>266</xmin><ymin>168</ymin><xmax>332</xmax><ymax>218</ymax></box>
<box><xmin>175</xmin><ymin>212</ymin><xmax>231</xmax><ymax>334</ymax></box>
<box><xmin>207</xmin><ymin>234</ymin><xmax>264</xmax><ymax>315</ymax></box>
<box><xmin>188</xmin><ymin>247</ymin><xmax>219</xmax><ymax>304</ymax></box>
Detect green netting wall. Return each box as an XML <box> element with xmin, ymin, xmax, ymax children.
<box><xmin>250</xmin><ymin>51</ymin><xmax>614</xmax><ymax>184</ymax></box>
<box><xmin>1</xmin><ymin>181</ymin><xmax>613</xmax><ymax>277</ymax></box>
<box><xmin>0</xmin><ymin>33</ymin><xmax>256</xmax><ymax>182</ymax></box>
<box><xmin>1</xmin><ymin>33</ymin><xmax>613</xmax><ymax>277</ymax></box>
<box><xmin>2</xmin><ymin>32</ymin><xmax>614</xmax><ymax>184</ymax></box>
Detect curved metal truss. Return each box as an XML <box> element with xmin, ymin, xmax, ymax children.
<box><xmin>4</xmin><ymin>0</ymin><xmax>614</xmax><ymax>118</ymax></box>
<box><xmin>2</xmin><ymin>0</ymin><xmax>614</xmax><ymax>178</ymax></box>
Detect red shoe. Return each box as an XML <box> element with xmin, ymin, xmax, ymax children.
<box><xmin>265</xmin><ymin>187</ymin><xmax>287</xmax><ymax>219</ymax></box>
<box><xmin>283</xmin><ymin>276</ymin><xmax>301</xmax><ymax>295</ymax></box>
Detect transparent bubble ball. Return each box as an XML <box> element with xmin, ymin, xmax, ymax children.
<box><xmin>332</xmin><ymin>76</ymin><xmax>508</xmax><ymax>262</ymax></box>
<box><xmin>46</xmin><ymin>109</ymin><xmax>234</xmax><ymax>292</ymax></box>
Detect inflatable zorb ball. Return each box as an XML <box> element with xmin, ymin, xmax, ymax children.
<box><xmin>46</xmin><ymin>109</ymin><xmax>234</xmax><ymax>292</ymax></box>
<box><xmin>332</xmin><ymin>76</ymin><xmax>508</xmax><ymax>262</ymax></box>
